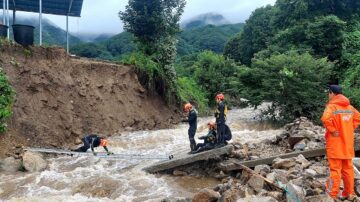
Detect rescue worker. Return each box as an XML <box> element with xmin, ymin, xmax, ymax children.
<box><xmin>191</xmin><ymin>122</ymin><xmax>217</xmax><ymax>154</ymax></box>
<box><xmin>215</xmin><ymin>93</ymin><xmax>228</xmax><ymax>146</ymax></box>
<box><xmin>321</xmin><ymin>85</ymin><xmax>360</xmax><ymax>201</ymax></box>
<box><xmin>183</xmin><ymin>103</ymin><xmax>198</xmax><ymax>152</ymax></box>
<box><xmin>73</xmin><ymin>134</ymin><xmax>113</xmax><ymax>156</ymax></box>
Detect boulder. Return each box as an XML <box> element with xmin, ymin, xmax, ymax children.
<box><xmin>231</xmin><ymin>149</ymin><xmax>247</xmax><ymax>159</ymax></box>
<box><xmin>0</xmin><ymin>157</ymin><xmax>21</xmax><ymax>172</ymax></box>
<box><xmin>220</xmin><ymin>189</ymin><xmax>238</xmax><ymax>202</ymax></box>
<box><xmin>272</xmin><ymin>158</ymin><xmax>296</xmax><ymax>169</ymax></box>
<box><xmin>295</xmin><ymin>154</ymin><xmax>311</xmax><ymax>169</ymax></box>
<box><xmin>254</xmin><ymin>164</ymin><xmax>271</xmax><ymax>175</ymax></box>
<box><xmin>247</xmin><ymin>175</ymin><xmax>264</xmax><ymax>192</ymax></box>
<box><xmin>192</xmin><ymin>188</ymin><xmax>220</xmax><ymax>202</ymax></box>
<box><xmin>286</xmin><ymin>183</ymin><xmax>306</xmax><ymax>202</ymax></box>
<box><xmin>304</xmin><ymin>169</ymin><xmax>317</xmax><ymax>178</ymax></box>
<box><xmin>267</xmin><ymin>169</ymin><xmax>288</xmax><ymax>184</ymax></box>
<box><xmin>293</xmin><ymin>139</ymin><xmax>307</xmax><ymax>151</ymax></box>
<box><xmin>22</xmin><ymin>151</ymin><xmax>47</xmax><ymax>172</ymax></box>
<box><xmin>355</xmin><ymin>180</ymin><xmax>360</xmax><ymax>195</ymax></box>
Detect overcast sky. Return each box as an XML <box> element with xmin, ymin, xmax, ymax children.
<box><xmin>19</xmin><ymin>0</ymin><xmax>276</xmax><ymax>34</ymax></box>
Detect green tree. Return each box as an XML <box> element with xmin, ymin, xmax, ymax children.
<box><xmin>305</xmin><ymin>15</ymin><xmax>346</xmax><ymax>62</ymax></box>
<box><xmin>193</xmin><ymin>51</ymin><xmax>243</xmax><ymax>105</ymax></box>
<box><xmin>119</xmin><ymin>0</ymin><xmax>186</xmax><ymax>103</ymax></box>
<box><xmin>240</xmin><ymin>52</ymin><xmax>333</xmax><ymax>123</ymax></box>
<box><xmin>224</xmin><ymin>6</ymin><xmax>275</xmax><ymax>65</ymax></box>
<box><xmin>342</xmin><ymin>65</ymin><xmax>360</xmax><ymax>110</ymax></box>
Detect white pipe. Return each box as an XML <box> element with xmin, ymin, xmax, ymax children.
<box><xmin>2</xmin><ymin>0</ymin><xmax>5</xmax><ymax>25</ymax></box>
<box><xmin>66</xmin><ymin>15</ymin><xmax>69</xmax><ymax>53</ymax></box>
<box><xmin>39</xmin><ymin>0</ymin><xmax>42</xmax><ymax>45</ymax></box>
<box><xmin>6</xmin><ymin>0</ymin><xmax>9</xmax><ymax>38</ymax></box>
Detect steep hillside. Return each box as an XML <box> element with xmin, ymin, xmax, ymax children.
<box><xmin>0</xmin><ymin>44</ymin><xmax>180</xmax><ymax>157</ymax></box>
<box><xmin>71</xmin><ymin>23</ymin><xmax>244</xmax><ymax>60</ymax></box>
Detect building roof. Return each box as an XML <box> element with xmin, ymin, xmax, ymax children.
<box><xmin>0</xmin><ymin>0</ymin><xmax>84</xmax><ymax>17</ymax></box>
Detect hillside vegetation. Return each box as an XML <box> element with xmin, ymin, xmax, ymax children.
<box><xmin>71</xmin><ymin>23</ymin><xmax>244</xmax><ymax>61</ymax></box>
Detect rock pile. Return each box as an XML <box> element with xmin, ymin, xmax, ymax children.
<box><xmin>193</xmin><ymin>154</ymin><xmax>333</xmax><ymax>202</ymax></box>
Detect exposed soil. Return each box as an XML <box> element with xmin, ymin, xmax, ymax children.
<box><xmin>0</xmin><ymin>44</ymin><xmax>180</xmax><ymax>157</ymax></box>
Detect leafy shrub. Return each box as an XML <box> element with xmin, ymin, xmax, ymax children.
<box><xmin>0</xmin><ymin>68</ymin><xmax>15</xmax><ymax>133</ymax></box>
<box><xmin>177</xmin><ymin>77</ymin><xmax>208</xmax><ymax>115</ymax></box>
<box><xmin>240</xmin><ymin>52</ymin><xmax>333</xmax><ymax>123</ymax></box>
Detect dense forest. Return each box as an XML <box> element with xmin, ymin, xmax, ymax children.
<box><xmin>71</xmin><ymin>0</ymin><xmax>360</xmax><ymax>124</ymax></box>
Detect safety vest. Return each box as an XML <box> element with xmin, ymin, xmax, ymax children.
<box><xmin>215</xmin><ymin>103</ymin><xmax>228</xmax><ymax>120</ymax></box>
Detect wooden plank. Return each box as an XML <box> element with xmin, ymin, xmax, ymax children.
<box><xmin>24</xmin><ymin>148</ymin><xmax>170</xmax><ymax>160</ymax></box>
<box><xmin>218</xmin><ymin>148</ymin><xmax>326</xmax><ymax>171</ymax></box>
<box><xmin>144</xmin><ymin>145</ymin><xmax>234</xmax><ymax>173</ymax></box>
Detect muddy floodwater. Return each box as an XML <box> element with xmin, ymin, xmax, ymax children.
<box><xmin>0</xmin><ymin>104</ymin><xmax>283</xmax><ymax>201</ymax></box>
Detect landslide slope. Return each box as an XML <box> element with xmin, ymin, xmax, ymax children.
<box><xmin>0</xmin><ymin>44</ymin><xmax>180</xmax><ymax>156</ymax></box>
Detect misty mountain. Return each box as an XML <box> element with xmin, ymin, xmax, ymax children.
<box><xmin>72</xmin><ymin>33</ymin><xmax>115</xmax><ymax>42</ymax></box>
<box><xmin>181</xmin><ymin>13</ymin><xmax>230</xmax><ymax>29</ymax></box>
<box><xmin>71</xmin><ymin>23</ymin><xmax>244</xmax><ymax>60</ymax></box>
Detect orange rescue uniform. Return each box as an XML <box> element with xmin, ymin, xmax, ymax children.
<box><xmin>321</xmin><ymin>94</ymin><xmax>360</xmax><ymax>198</ymax></box>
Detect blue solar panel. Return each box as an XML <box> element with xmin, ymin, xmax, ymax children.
<box><xmin>0</xmin><ymin>0</ymin><xmax>83</xmax><ymax>17</ymax></box>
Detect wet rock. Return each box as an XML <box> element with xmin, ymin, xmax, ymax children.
<box><xmin>297</xmin><ymin>130</ymin><xmax>316</xmax><ymax>139</ymax></box>
<box><xmin>272</xmin><ymin>157</ymin><xmax>296</xmax><ymax>169</ymax></box>
<box><xmin>267</xmin><ymin>169</ymin><xmax>288</xmax><ymax>184</ymax></box>
<box><xmin>254</xmin><ymin>164</ymin><xmax>271</xmax><ymax>175</ymax></box>
<box><xmin>192</xmin><ymin>188</ymin><xmax>220</xmax><ymax>202</ymax></box>
<box><xmin>237</xmin><ymin>196</ymin><xmax>277</xmax><ymax>202</ymax></box>
<box><xmin>295</xmin><ymin>154</ymin><xmax>311</xmax><ymax>169</ymax></box>
<box><xmin>161</xmin><ymin>197</ymin><xmax>191</xmax><ymax>202</ymax></box>
<box><xmin>354</xmin><ymin>158</ymin><xmax>360</xmax><ymax>170</ymax></box>
<box><xmin>75</xmin><ymin>137</ymin><xmax>82</xmax><ymax>144</ymax></box>
<box><xmin>22</xmin><ymin>151</ymin><xmax>47</xmax><ymax>172</ymax></box>
<box><xmin>231</xmin><ymin>149</ymin><xmax>247</xmax><ymax>159</ymax></box>
<box><xmin>288</xmin><ymin>136</ymin><xmax>306</xmax><ymax>148</ymax></box>
<box><xmin>293</xmin><ymin>139</ymin><xmax>307</xmax><ymax>151</ymax></box>
<box><xmin>173</xmin><ymin>170</ymin><xmax>187</xmax><ymax>176</ymax></box>
<box><xmin>305</xmin><ymin>195</ymin><xmax>333</xmax><ymax>202</ymax></box>
<box><xmin>304</xmin><ymin>169</ymin><xmax>317</xmax><ymax>178</ymax></box>
<box><xmin>307</xmin><ymin>141</ymin><xmax>322</xmax><ymax>149</ymax></box>
<box><xmin>266</xmin><ymin>191</ymin><xmax>283</xmax><ymax>201</ymax></box>
<box><xmin>355</xmin><ymin>180</ymin><xmax>360</xmax><ymax>195</ymax></box>
<box><xmin>247</xmin><ymin>175</ymin><xmax>264</xmax><ymax>192</ymax></box>
<box><xmin>286</xmin><ymin>183</ymin><xmax>306</xmax><ymax>202</ymax></box>
<box><xmin>250</xmin><ymin>156</ymin><xmax>260</xmax><ymax>160</ymax></box>
<box><xmin>219</xmin><ymin>189</ymin><xmax>238</xmax><ymax>201</ymax></box>
<box><xmin>309</xmin><ymin>165</ymin><xmax>327</xmax><ymax>176</ymax></box>
<box><xmin>0</xmin><ymin>157</ymin><xmax>21</xmax><ymax>172</ymax></box>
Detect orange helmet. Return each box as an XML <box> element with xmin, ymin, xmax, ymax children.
<box><xmin>208</xmin><ymin>121</ymin><xmax>216</xmax><ymax>130</ymax></box>
<box><xmin>100</xmin><ymin>139</ymin><xmax>108</xmax><ymax>147</ymax></box>
<box><xmin>184</xmin><ymin>103</ymin><xmax>192</xmax><ymax>111</ymax></box>
<box><xmin>215</xmin><ymin>93</ymin><xmax>225</xmax><ymax>101</ymax></box>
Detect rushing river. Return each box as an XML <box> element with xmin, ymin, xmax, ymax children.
<box><xmin>0</xmin><ymin>105</ymin><xmax>283</xmax><ymax>202</ymax></box>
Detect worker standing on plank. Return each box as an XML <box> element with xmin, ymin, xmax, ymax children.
<box><xmin>214</xmin><ymin>93</ymin><xmax>228</xmax><ymax>147</ymax></box>
<box><xmin>321</xmin><ymin>85</ymin><xmax>360</xmax><ymax>201</ymax></box>
<box><xmin>183</xmin><ymin>103</ymin><xmax>198</xmax><ymax>152</ymax></box>
<box><xmin>73</xmin><ymin>134</ymin><xmax>113</xmax><ymax>156</ymax></box>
